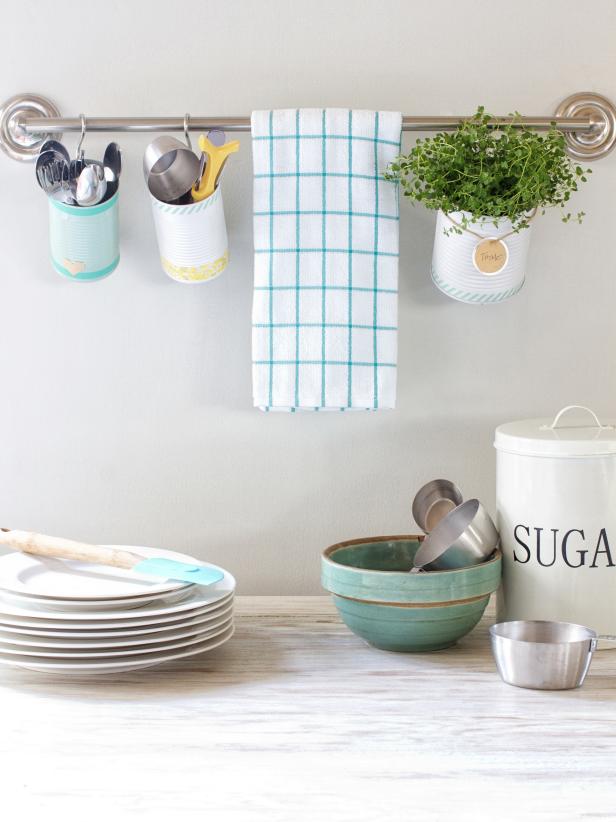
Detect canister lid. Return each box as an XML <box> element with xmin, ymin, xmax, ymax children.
<box><xmin>494</xmin><ymin>405</ymin><xmax>616</xmax><ymax>457</ymax></box>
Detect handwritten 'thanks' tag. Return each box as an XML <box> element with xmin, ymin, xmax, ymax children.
<box><xmin>472</xmin><ymin>238</ymin><xmax>509</xmax><ymax>275</ymax></box>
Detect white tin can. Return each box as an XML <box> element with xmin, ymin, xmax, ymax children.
<box><xmin>149</xmin><ymin>186</ymin><xmax>228</xmax><ymax>284</ymax></box>
<box><xmin>495</xmin><ymin>406</ymin><xmax>616</xmax><ymax>639</ymax></box>
<box><xmin>431</xmin><ymin>210</ymin><xmax>532</xmax><ymax>304</ymax></box>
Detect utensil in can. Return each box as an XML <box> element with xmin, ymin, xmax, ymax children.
<box><xmin>193</xmin><ymin>129</ymin><xmax>227</xmax><ymax>194</ymax></box>
<box><xmin>194</xmin><ymin>152</ymin><xmax>207</xmax><ymax>193</ymax></box>
<box><xmin>36</xmin><ymin>150</ymin><xmax>65</xmax><ymax>194</ymax></box>
<box><xmin>143</xmin><ymin>136</ymin><xmax>200</xmax><ymax>203</ymax></box>
<box><xmin>39</xmin><ymin>139</ymin><xmax>69</xmax><ymax>163</ymax></box>
<box><xmin>75</xmin><ymin>161</ymin><xmax>107</xmax><ymax>207</ymax></box>
<box><xmin>100</xmin><ymin>143</ymin><xmax>121</xmax><ymax>203</ymax></box>
<box><xmin>490</xmin><ymin>619</ymin><xmax>616</xmax><ymax>690</ymax></box>
<box><xmin>412</xmin><ymin>498</ymin><xmax>499</xmax><ymax>571</ymax></box>
<box><xmin>412</xmin><ymin>479</ymin><xmax>463</xmax><ymax>533</ymax></box>
<box><xmin>207</xmin><ymin>129</ymin><xmax>226</xmax><ymax>147</ymax></box>
<box><xmin>191</xmin><ymin>135</ymin><xmax>239</xmax><ymax>202</ymax></box>
<box><xmin>35</xmin><ymin>150</ymin><xmax>75</xmax><ymax>205</ymax></box>
<box><xmin>103</xmin><ymin>142</ymin><xmax>122</xmax><ymax>183</ymax></box>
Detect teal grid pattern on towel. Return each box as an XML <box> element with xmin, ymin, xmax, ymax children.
<box><xmin>251</xmin><ymin>108</ymin><xmax>402</xmax><ymax>411</ymax></box>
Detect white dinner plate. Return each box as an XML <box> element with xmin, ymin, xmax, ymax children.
<box><xmin>0</xmin><ymin>596</ymin><xmax>233</xmax><ymax>638</ymax></box>
<box><xmin>0</xmin><ymin>567</ymin><xmax>234</xmax><ymax>621</ymax></box>
<box><xmin>0</xmin><ymin>590</ymin><xmax>234</xmax><ymax>631</ymax></box>
<box><xmin>0</xmin><ymin>585</ymin><xmax>194</xmax><ymax>612</ymax></box>
<box><xmin>0</xmin><ymin>624</ymin><xmax>235</xmax><ymax>674</ymax></box>
<box><xmin>0</xmin><ymin>605</ymin><xmax>233</xmax><ymax>649</ymax></box>
<box><xmin>0</xmin><ymin>546</ymin><xmax>202</xmax><ymax>601</ymax></box>
<box><xmin>0</xmin><ymin>616</ymin><xmax>233</xmax><ymax>658</ymax></box>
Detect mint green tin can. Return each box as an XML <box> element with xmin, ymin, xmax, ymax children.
<box><xmin>48</xmin><ymin>192</ymin><xmax>119</xmax><ymax>281</ymax></box>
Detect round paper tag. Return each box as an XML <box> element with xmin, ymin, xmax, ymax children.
<box><xmin>472</xmin><ymin>238</ymin><xmax>509</xmax><ymax>275</ymax></box>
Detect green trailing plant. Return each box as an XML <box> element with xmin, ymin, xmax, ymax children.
<box><xmin>385</xmin><ymin>107</ymin><xmax>591</xmax><ymax>234</ymax></box>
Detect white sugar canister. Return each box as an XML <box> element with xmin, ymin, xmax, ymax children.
<box><xmin>495</xmin><ymin>405</ymin><xmax>616</xmax><ymax>640</ymax></box>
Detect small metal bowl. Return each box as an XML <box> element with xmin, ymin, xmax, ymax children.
<box><xmin>412</xmin><ymin>499</ymin><xmax>499</xmax><ymax>571</ymax></box>
<box><xmin>490</xmin><ymin>620</ymin><xmax>597</xmax><ymax>690</ymax></box>
<box><xmin>143</xmin><ymin>136</ymin><xmax>200</xmax><ymax>203</ymax></box>
<box><xmin>412</xmin><ymin>479</ymin><xmax>463</xmax><ymax>533</ymax></box>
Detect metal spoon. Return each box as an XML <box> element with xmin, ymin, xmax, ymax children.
<box><xmin>75</xmin><ymin>162</ymin><xmax>107</xmax><ymax>206</ymax></box>
<box><xmin>100</xmin><ymin>142</ymin><xmax>121</xmax><ymax>202</ymax></box>
<box><xmin>39</xmin><ymin>140</ymin><xmax>69</xmax><ymax>163</ymax></box>
<box><xmin>103</xmin><ymin>142</ymin><xmax>121</xmax><ymax>183</ymax></box>
<box><xmin>67</xmin><ymin>156</ymin><xmax>104</xmax><ymax>204</ymax></box>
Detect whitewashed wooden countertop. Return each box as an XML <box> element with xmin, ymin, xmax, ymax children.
<box><xmin>1</xmin><ymin>595</ymin><xmax>616</xmax><ymax>821</ymax></box>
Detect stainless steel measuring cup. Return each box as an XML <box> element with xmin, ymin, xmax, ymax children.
<box><xmin>412</xmin><ymin>479</ymin><xmax>463</xmax><ymax>533</ymax></box>
<box><xmin>143</xmin><ymin>136</ymin><xmax>200</xmax><ymax>203</ymax></box>
<box><xmin>412</xmin><ymin>498</ymin><xmax>499</xmax><ymax>571</ymax></box>
<box><xmin>490</xmin><ymin>620</ymin><xmax>616</xmax><ymax>690</ymax></box>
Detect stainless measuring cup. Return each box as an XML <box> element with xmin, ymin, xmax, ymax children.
<box><xmin>490</xmin><ymin>620</ymin><xmax>616</xmax><ymax>690</ymax></box>
<box><xmin>412</xmin><ymin>479</ymin><xmax>463</xmax><ymax>533</ymax></box>
<box><xmin>412</xmin><ymin>499</ymin><xmax>499</xmax><ymax>571</ymax></box>
<box><xmin>143</xmin><ymin>136</ymin><xmax>199</xmax><ymax>203</ymax></box>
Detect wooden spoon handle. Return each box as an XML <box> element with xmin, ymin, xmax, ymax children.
<box><xmin>0</xmin><ymin>530</ymin><xmax>141</xmax><ymax>570</ymax></box>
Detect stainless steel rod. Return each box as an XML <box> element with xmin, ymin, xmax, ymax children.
<box><xmin>19</xmin><ymin>114</ymin><xmax>598</xmax><ymax>134</ymax></box>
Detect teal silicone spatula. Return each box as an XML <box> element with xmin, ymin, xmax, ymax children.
<box><xmin>0</xmin><ymin>529</ymin><xmax>224</xmax><ymax>586</ymax></box>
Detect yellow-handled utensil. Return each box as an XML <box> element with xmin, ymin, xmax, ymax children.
<box><xmin>191</xmin><ymin>135</ymin><xmax>239</xmax><ymax>202</ymax></box>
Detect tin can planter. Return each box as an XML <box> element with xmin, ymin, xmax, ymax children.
<box><xmin>431</xmin><ymin>209</ymin><xmax>532</xmax><ymax>304</ymax></box>
<box><xmin>495</xmin><ymin>405</ymin><xmax>616</xmax><ymax>642</ymax></box>
<box><xmin>49</xmin><ymin>192</ymin><xmax>119</xmax><ymax>282</ymax></box>
<box><xmin>149</xmin><ymin>187</ymin><xmax>228</xmax><ymax>284</ymax></box>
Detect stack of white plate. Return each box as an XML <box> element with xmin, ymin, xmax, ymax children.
<box><xmin>0</xmin><ymin>546</ymin><xmax>235</xmax><ymax>674</ymax></box>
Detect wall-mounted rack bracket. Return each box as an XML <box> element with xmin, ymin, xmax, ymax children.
<box><xmin>554</xmin><ymin>92</ymin><xmax>616</xmax><ymax>160</ymax></box>
<box><xmin>1</xmin><ymin>91</ymin><xmax>615</xmax><ymax>162</ymax></box>
<box><xmin>0</xmin><ymin>93</ymin><xmax>62</xmax><ymax>161</ymax></box>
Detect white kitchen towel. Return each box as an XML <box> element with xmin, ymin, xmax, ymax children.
<box><xmin>251</xmin><ymin>109</ymin><xmax>402</xmax><ymax>411</ymax></box>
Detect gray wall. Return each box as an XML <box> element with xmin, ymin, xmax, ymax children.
<box><xmin>1</xmin><ymin>0</ymin><xmax>614</xmax><ymax>592</ymax></box>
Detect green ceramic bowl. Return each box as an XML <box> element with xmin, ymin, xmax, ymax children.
<box><xmin>322</xmin><ymin>535</ymin><xmax>501</xmax><ymax>652</ymax></box>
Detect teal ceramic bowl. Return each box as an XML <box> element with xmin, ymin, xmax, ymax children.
<box><xmin>322</xmin><ymin>535</ymin><xmax>501</xmax><ymax>652</ymax></box>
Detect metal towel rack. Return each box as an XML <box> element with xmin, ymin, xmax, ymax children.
<box><xmin>1</xmin><ymin>91</ymin><xmax>615</xmax><ymax>162</ymax></box>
